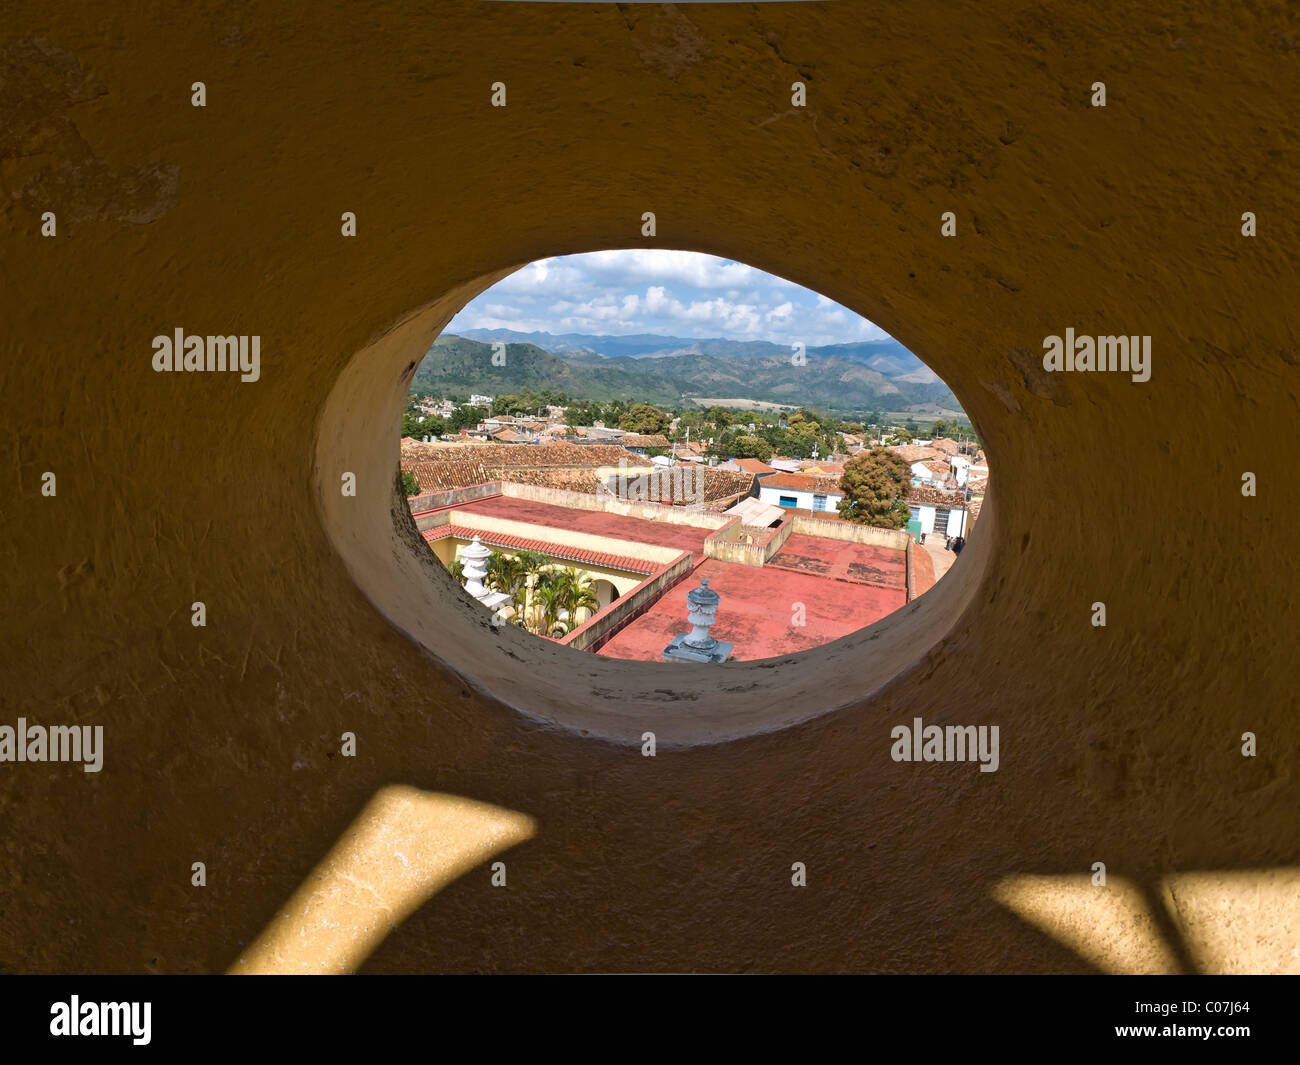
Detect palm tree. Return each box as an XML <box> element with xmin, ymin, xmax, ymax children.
<box><xmin>512</xmin><ymin>551</ymin><xmax>552</xmax><ymax>630</ymax></box>
<box><xmin>485</xmin><ymin>551</ymin><xmax>526</xmax><ymax>601</ymax></box>
<box><xmin>555</xmin><ymin>567</ymin><xmax>599</xmax><ymax>627</ymax></box>
<box><xmin>514</xmin><ymin>550</ymin><xmax>550</xmax><ymax>579</ymax></box>
<box><xmin>529</xmin><ymin>572</ymin><xmax>567</xmax><ymax>637</ymax></box>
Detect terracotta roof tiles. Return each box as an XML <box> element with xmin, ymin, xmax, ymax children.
<box><xmin>760</xmin><ymin>472</ymin><xmax>844</xmax><ymax>493</ymax></box>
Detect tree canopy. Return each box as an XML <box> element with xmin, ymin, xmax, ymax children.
<box><xmin>729</xmin><ymin>434</ymin><xmax>773</xmax><ymax>461</ymax></box>
<box><xmin>836</xmin><ymin>447</ymin><xmax>912</xmax><ymax>528</ymax></box>
<box><xmin>618</xmin><ymin>403</ymin><xmax>670</xmax><ymax>434</ymax></box>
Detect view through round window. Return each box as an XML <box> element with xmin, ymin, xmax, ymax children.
<box><xmin>399</xmin><ymin>250</ymin><xmax>986</xmax><ymax>664</ymax></box>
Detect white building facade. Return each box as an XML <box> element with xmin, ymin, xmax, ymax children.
<box><xmin>757</xmin><ymin>475</ymin><xmax>844</xmax><ymax>513</ymax></box>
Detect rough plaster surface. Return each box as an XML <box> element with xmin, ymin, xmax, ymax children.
<box><xmin>0</xmin><ymin>1</ymin><xmax>1297</xmax><ymax>973</ymax></box>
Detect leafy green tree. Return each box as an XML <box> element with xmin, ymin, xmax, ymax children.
<box><xmin>618</xmin><ymin>403</ymin><xmax>670</xmax><ymax>435</ymax></box>
<box><xmin>729</xmin><ymin>434</ymin><xmax>773</xmax><ymax>461</ymax></box>
<box><xmin>836</xmin><ymin>448</ymin><xmax>912</xmax><ymax>529</ymax></box>
<box><xmin>783</xmin><ymin>428</ymin><xmax>820</xmax><ymax>459</ymax></box>
<box><xmin>675</xmin><ymin>410</ymin><xmax>705</xmax><ymax>436</ymax></box>
<box><xmin>565</xmin><ymin>400</ymin><xmax>604</xmax><ymax>427</ymax></box>
<box><xmin>447</xmin><ymin>405</ymin><xmax>487</xmax><ymax>431</ymax></box>
<box><xmin>403</xmin><ymin>410</ymin><xmax>445</xmax><ymax>438</ymax></box>
<box><xmin>785</xmin><ymin>409</ymin><xmax>826</xmax><ymax>438</ymax></box>
<box><xmin>401</xmin><ymin>470</ymin><xmax>420</xmax><ymax>497</ymax></box>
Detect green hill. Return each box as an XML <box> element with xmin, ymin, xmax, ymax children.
<box><xmin>411</xmin><ymin>335</ymin><xmax>960</xmax><ymax>416</ymax></box>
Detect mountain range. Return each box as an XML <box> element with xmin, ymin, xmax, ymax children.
<box><xmin>412</xmin><ymin>329</ymin><xmax>961</xmax><ymax>416</ymax></box>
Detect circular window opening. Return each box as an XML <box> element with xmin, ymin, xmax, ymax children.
<box><xmin>403</xmin><ymin>252</ymin><xmax>984</xmax><ymax>661</ymax></box>
<box><xmin>314</xmin><ymin>250</ymin><xmax>994</xmax><ymax>745</ymax></box>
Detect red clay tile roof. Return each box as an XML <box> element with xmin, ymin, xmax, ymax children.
<box><xmin>401</xmin><ymin>439</ymin><xmax>644</xmax><ymax>467</ymax></box>
<box><xmin>424</xmin><ymin>525</ymin><xmax>665</xmax><ymax>575</ymax></box>
<box><xmin>620</xmin><ymin>434</ymin><xmax>671</xmax><ymax>448</ymax></box>
<box><xmin>760</xmin><ymin>472</ymin><xmax>844</xmax><ymax>493</ymax></box>
<box><xmin>404</xmin><ymin>457</ymin><xmax>491</xmax><ymax>492</ymax></box>
<box><xmin>890</xmin><ymin>445</ymin><xmax>947</xmax><ymax>464</ymax></box>
<box><xmin>493</xmin><ymin>469</ymin><xmax>604</xmax><ymax>493</ymax></box>
<box><xmin>603</xmin><ymin>468</ymin><xmax>756</xmax><ymax>505</ymax></box>
<box><xmin>906</xmin><ymin>484</ymin><xmax>970</xmax><ymax>506</ymax></box>
<box><xmin>400</xmin><ymin>438</ymin><xmax>651</xmax><ymax>492</ymax></box>
<box><xmin>732</xmin><ymin>458</ymin><xmax>777</xmax><ymax>474</ymax></box>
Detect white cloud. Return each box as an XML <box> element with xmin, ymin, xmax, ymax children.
<box><xmin>446</xmin><ymin>249</ymin><xmax>892</xmax><ymax>347</ymax></box>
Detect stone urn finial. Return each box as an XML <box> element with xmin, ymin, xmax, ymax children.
<box><xmin>683</xmin><ymin>577</ymin><xmax>721</xmax><ymax>651</ymax></box>
<box><xmin>458</xmin><ymin>536</ymin><xmax>511</xmax><ymax>618</ymax></box>
<box><xmin>662</xmin><ymin>577</ymin><xmax>733</xmax><ymax>663</ymax></box>
<box><xmin>460</xmin><ymin>536</ymin><xmax>492</xmax><ymax>598</ymax></box>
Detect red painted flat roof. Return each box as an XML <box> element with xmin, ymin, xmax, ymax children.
<box><xmin>766</xmin><ymin>533</ymin><xmax>906</xmax><ymax>589</ymax></box>
<box><xmin>596</xmin><ymin>558</ymin><xmax>906</xmax><ymax>663</ymax></box>
<box><xmin>426</xmin><ymin>494</ymin><xmax>912</xmax><ymax>662</ymax></box>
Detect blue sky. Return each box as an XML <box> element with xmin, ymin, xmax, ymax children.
<box><xmin>445</xmin><ymin>250</ymin><xmax>891</xmax><ymax>348</ymax></box>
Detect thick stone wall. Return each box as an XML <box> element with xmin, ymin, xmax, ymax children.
<box><xmin>1</xmin><ymin>1</ymin><xmax>1296</xmax><ymax>975</ymax></box>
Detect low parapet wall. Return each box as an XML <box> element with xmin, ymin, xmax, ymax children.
<box><xmin>790</xmin><ymin>515</ymin><xmax>912</xmax><ymax>551</ymax></box>
<box><xmin>409</xmin><ymin>481</ymin><xmax>501</xmax><ymax>520</ymax></box>
<box><xmin>906</xmin><ymin>539</ymin><xmax>937</xmax><ymax>601</ymax></box>
<box><xmin>416</xmin><ymin>510</ymin><xmax>452</xmax><ymax>533</ymax></box>
<box><xmin>561</xmin><ymin>552</ymin><xmax>695</xmax><ymax>652</ymax></box>
<box><xmin>704</xmin><ymin>515</ymin><xmax>794</xmax><ymax>566</ymax></box>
